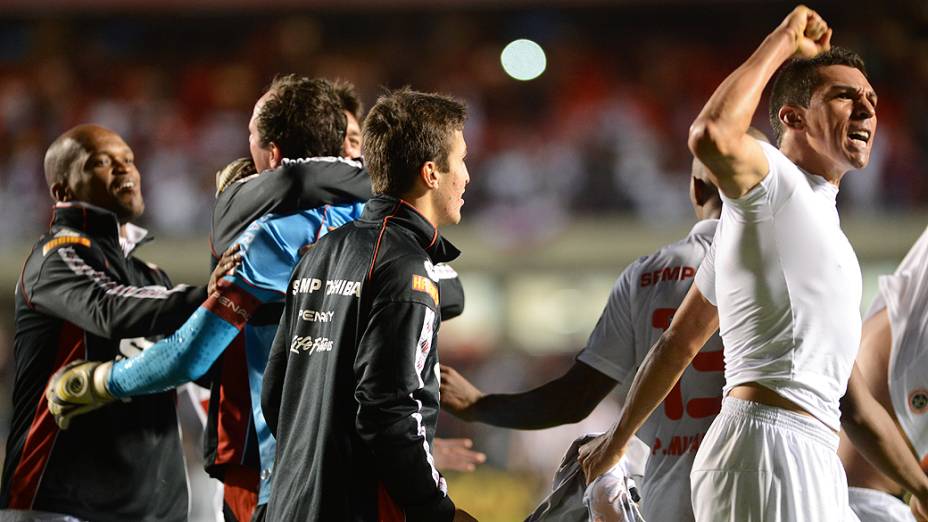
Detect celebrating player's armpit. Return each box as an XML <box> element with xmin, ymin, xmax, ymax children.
<box><xmin>46</xmin><ymin>360</ymin><xmax>114</xmax><ymax>430</ymax></box>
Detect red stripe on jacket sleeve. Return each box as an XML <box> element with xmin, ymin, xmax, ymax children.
<box><xmin>8</xmin><ymin>322</ymin><xmax>85</xmax><ymax>508</ymax></box>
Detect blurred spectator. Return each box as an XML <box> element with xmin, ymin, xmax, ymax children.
<box><xmin>0</xmin><ymin>3</ymin><xmax>925</xmax><ymax>250</ymax></box>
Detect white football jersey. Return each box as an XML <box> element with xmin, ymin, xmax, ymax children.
<box><xmin>866</xmin><ymin>225</ymin><xmax>928</xmax><ymax>467</ymax></box>
<box><xmin>695</xmin><ymin>141</ymin><xmax>862</xmax><ymax>432</ymax></box>
<box><xmin>578</xmin><ymin>219</ymin><xmax>725</xmax><ymax>522</ymax></box>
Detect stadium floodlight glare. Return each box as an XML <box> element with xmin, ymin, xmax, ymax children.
<box><xmin>500</xmin><ymin>39</ymin><xmax>547</xmax><ymax>81</ymax></box>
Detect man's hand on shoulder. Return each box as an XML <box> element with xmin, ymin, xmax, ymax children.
<box><xmin>209</xmin><ymin>244</ymin><xmax>242</xmax><ymax>295</ymax></box>
<box><xmin>46</xmin><ymin>360</ymin><xmax>115</xmax><ymax>429</ymax></box>
<box><xmin>780</xmin><ymin>5</ymin><xmax>832</xmax><ymax>59</ymax></box>
<box><xmin>439</xmin><ymin>365</ymin><xmax>484</xmax><ymax>421</ymax></box>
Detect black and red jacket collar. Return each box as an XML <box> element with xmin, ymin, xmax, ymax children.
<box><xmin>361</xmin><ymin>195</ymin><xmax>460</xmax><ymax>264</ymax></box>
<box><xmin>50</xmin><ymin>202</ymin><xmax>152</xmax><ymax>257</ymax></box>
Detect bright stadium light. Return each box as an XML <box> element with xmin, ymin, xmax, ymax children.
<box><xmin>500</xmin><ymin>39</ymin><xmax>547</xmax><ymax>81</ymax></box>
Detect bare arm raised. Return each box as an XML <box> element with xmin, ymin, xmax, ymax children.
<box><xmin>688</xmin><ymin>5</ymin><xmax>832</xmax><ymax>198</ymax></box>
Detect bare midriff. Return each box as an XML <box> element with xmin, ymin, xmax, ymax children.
<box><xmin>728</xmin><ymin>382</ymin><xmax>820</xmax><ymax>418</ymax></box>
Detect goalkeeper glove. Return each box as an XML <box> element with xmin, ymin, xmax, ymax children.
<box><xmin>46</xmin><ymin>360</ymin><xmax>115</xmax><ymax>430</ymax></box>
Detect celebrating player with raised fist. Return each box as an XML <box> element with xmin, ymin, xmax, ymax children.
<box><xmin>579</xmin><ymin>5</ymin><xmax>928</xmax><ymax>521</ymax></box>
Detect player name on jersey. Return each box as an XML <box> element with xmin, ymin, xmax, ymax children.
<box><xmin>651</xmin><ymin>432</ymin><xmax>706</xmax><ymax>457</ymax></box>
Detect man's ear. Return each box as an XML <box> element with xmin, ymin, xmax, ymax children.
<box><xmin>267</xmin><ymin>143</ymin><xmax>283</xmax><ymax>170</ymax></box>
<box><xmin>420</xmin><ymin>161</ymin><xmax>440</xmax><ymax>189</ymax></box>
<box><xmin>778</xmin><ymin>105</ymin><xmax>805</xmax><ymax>131</ymax></box>
<box><xmin>49</xmin><ymin>181</ymin><xmax>73</xmax><ymax>203</ymax></box>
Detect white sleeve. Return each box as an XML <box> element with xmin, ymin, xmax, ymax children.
<box><xmin>869</xmin><ymin>226</ymin><xmax>928</xmax><ymax>323</ymax></box>
<box><xmin>719</xmin><ymin>139</ymin><xmax>800</xmax><ymax>219</ymax></box>
<box><xmin>577</xmin><ymin>262</ymin><xmax>639</xmax><ymax>384</ymax></box>
<box><xmin>695</xmin><ymin>234</ymin><xmax>717</xmax><ymax>306</ymax></box>
<box><xmin>864</xmin><ymin>291</ymin><xmax>887</xmax><ymax>321</ymax></box>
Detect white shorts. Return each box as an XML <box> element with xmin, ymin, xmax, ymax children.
<box><xmin>848</xmin><ymin>487</ymin><xmax>916</xmax><ymax>522</ymax></box>
<box><xmin>690</xmin><ymin>397</ymin><xmax>858</xmax><ymax>522</ymax></box>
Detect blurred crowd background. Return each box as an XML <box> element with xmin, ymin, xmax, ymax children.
<box><xmin>0</xmin><ymin>0</ymin><xmax>926</xmax><ymax>519</ymax></box>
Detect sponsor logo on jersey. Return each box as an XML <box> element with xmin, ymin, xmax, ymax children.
<box><xmin>298</xmin><ymin>309</ymin><xmax>334</xmax><ymax>323</ymax></box>
<box><xmin>412</xmin><ymin>274</ymin><xmax>439</xmax><ymax>305</ymax></box>
<box><xmin>217</xmin><ymin>295</ymin><xmax>252</xmax><ymax>322</ymax></box>
<box><xmin>640</xmin><ymin>265</ymin><xmax>697</xmax><ymax>287</ymax></box>
<box><xmin>42</xmin><ymin>236</ymin><xmax>91</xmax><ymax>255</ymax></box>
<box><xmin>326</xmin><ymin>279</ymin><xmax>361</xmax><ymax>297</ymax></box>
<box><xmin>291</xmin><ymin>277</ymin><xmax>361</xmax><ymax>297</ymax></box>
<box><xmin>292</xmin><ymin>277</ymin><xmax>323</xmax><ymax>294</ymax></box>
<box><xmin>910</xmin><ymin>389</ymin><xmax>928</xmax><ymax>414</ymax></box>
<box><xmin>290</xmin><ymin>335</ymin><xmax>334</xmax><ymax>355</ymax></box>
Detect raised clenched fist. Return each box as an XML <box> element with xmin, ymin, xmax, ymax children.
<box><xmin>781</xmin><ymin>5</ymin><xmax>832</xmax><ymax>59</ymax></box>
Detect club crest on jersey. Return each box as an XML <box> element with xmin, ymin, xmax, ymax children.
<box><xmin>423</xmin><ymin>260</ymin><xmax>440</xmax><ymax>282</ymax></box>
<box><xmin>412</xmin><ymin>274</ymin><xmax>439</xmax><ymax>305</ymax></box>
<box><xmin>910</xmin><ymin>389</ymin><xmax>928</xmax><ymax>414</ymax></box>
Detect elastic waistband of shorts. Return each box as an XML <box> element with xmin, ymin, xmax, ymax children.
<box><xmin>847</xmin><ymin>486</ymin><xmax>907</xmax><ymax>506</ymax></box>
<box><xmin>720</xmin><ymin>397</ymin><xmax>838</xmax><ymax>450</ymax></box>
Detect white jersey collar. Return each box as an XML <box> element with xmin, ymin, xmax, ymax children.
<box><xmin>799</xmin><ymin>168</ymin><xmax>839</xmax><ymax>202</ymax></box>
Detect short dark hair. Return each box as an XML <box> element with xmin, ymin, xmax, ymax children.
<box><xmin>333</xmin><ymin>80</ymin><xmax>364</xmax><ymax>122</ymax></box>
<box><xmin>363</xmin><ymin>88</ymin><xmax>467</xmax><ymax>196</ymax></box>
<box><xmin>768</xmin><ymin>47</ymin><xmax>867</xmax><ymax>143</ymax></box>
<box><xmin>256</xmin><ymin>75</ymin><xmax>346</xmax><ymax>159</ymax></box>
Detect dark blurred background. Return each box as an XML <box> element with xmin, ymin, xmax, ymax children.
<box><xmin>0</xmin><ymin>1</ymin><xmax>926</xmax><ymax>519</ymax></box>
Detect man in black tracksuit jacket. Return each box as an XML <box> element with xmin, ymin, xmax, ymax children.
<box><xmin>1</xmin><ymin>125</ymin><xmax>208</xmax><ymax>520</ymax></box>
<box><xmin>206</xmin><ymin>156</ymin><xmax>375</xmax><ymax>518</ymax></box>
<box><xmin>202</xmin><ymin>77</ymin><xmax>467</xmax><ymax>521</ymax></box>
<box><xmin>262</xmin><ymin>89</ymin><xmax>476</xmax><ymax>521</ymax></box>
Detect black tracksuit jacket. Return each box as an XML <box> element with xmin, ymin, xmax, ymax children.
<box><xmin>203</xmin><ymin>160</ymin><xmax>463</xmax><ymax>484</ymax></box>
<box><xmin>204</xmin><ymin>158</ymin><xmax>375</xmax><ymax>481</ymax></box>
<box><xmin>1</xmin><ymin>202</ymin><xmax>206</xmax><ymax>521</ymax></box>
<box><xmin>262</xmin><ymin>196</ymin><xmax>458</xmax><ymax>522</ymax></box>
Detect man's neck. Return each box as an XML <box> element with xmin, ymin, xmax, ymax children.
<box><xmin>780</xmin><ymin>140</ymin><xmax>847</xmax><ymax>188</ymax></box>
<box><xmin>398</xmin><ymin>192</ymin><xmax>440</xmax><ymax>230</ymax></box>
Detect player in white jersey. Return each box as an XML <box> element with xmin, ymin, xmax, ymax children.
<box><xmin>839</xmin><ymin>225</ymin><xmax>928</xmax><ymax>522</ymax></box>
<box><xmin>578</xmin><ymin>6</ymin><xmax>928</xmax><ymax>521</ymax></box>
<box><xmin>440</xmin><ymin>155</ymin><xmax>729</xmax><ymax>521</ymax></box>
